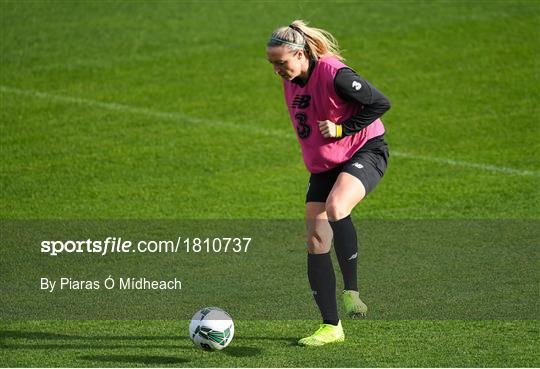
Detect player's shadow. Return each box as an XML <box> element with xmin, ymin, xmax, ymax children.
<box><xmin>2</xmin><ymin>343</ymin><xmax>190</xmax><ymax>350</ymax></box>
<box><xmin>1</xmin><ymin>330</ymin><xmax>181</xmax><ymax>341</ymax></box>
<box><xmin>79</xmin><ymin>354</ymin><xmax>188</xmax><ymax>365</ymax></box>
<box><xmin>0</xmin><ymin>330</ymin><xmax>194</xmax><ymax>350</ymax></box>
<box><xmin>1</xmin><ymin>330</ymin><xmax>79</xmax><ymax>340</ymax></box>
<box><xmin>1</xmin><ymin>330</ymin><xmax>288</xmax><ymax>354</ymax></box>
<box><xmin>2</xmin><ymin>330</ymin><xmax>297</xmax><ymax>344</ymax></box>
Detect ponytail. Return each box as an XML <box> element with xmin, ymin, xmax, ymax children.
<box><xmin>267</xmin><ymin>20</ymin><xmax>344</xmax><ymax>61</ymax></box>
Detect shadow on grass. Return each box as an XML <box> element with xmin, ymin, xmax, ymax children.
<box><xmin>1</xmin><ymin>330</ymin><xmax>292</xmax><ymax>354</ymax></box>
<box><xmin>235</xmin><ymin>335</ymin><xmax>298</xmax><ymax>343</ymax></box>
<box><xmin>1</xmin><ymin>343</ymin><xmax>190</xmax><ymax>350</ymax></box>
<box><xmin>222</xmin><ymin>346</ymin><xmax>262</xmax><ymax>357</ymax></box>
<box><xmin>80</xmin><ymin>347</ymin><xmax>265</xmax><ymax>364</ymax></box>
<box><xmin>0</xmin><ymin>331</ymin><xmax>279</xmax><ymax>354</ymax></box>
<box><xmin>80</xmin><ymin>354</ymin><xmax>189</xmax><ymax>365</ymax></box>
<box><xmin>0</xmin><ymin>330</ymin><xmax>194</xmax><ymax>350</ymax></box>
<box><xmin>0</xmin><ymin>330</ymin><xmax>181</xmax><ymax>341</ymax></box>
<box><xmin>2</xmin><ymin>330</ymin><xmax>298</xmax><ymax>344</ymax></box>
<box><xmin>0</xmin><ymin>331</ymin><xmax>193</xmax><ymax>350</ymax></box>
<box><xmin>1</xmin><ymin>330</ymin><xmax>79</xmax><ymax>340</ymax></box>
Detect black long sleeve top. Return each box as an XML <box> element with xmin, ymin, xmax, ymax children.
<box><xmin>333</xmin><ymin>67</ymin><xmax>391</xmax><ymax>136</ymax></box>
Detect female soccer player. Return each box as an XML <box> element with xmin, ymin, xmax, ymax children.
<box><xmin>266</xmin><ymin>20</ymin><xmax>391</xmax><ymax>346</ymax></box>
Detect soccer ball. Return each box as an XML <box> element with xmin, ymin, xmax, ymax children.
<box><xmin>189</xmin><ymin>307</ymin><xmax>234</xmax><ymax>351</ymax></box>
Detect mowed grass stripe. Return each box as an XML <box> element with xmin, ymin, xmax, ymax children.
<box><xmin>2</xmin><ymin>85</ymin><xmax>537</xmax><ymax>178</ymax></box>
<box><xmin>1</xmin><ymin>319</ymin><xmax>538</xmax><ymax>367</ymax></box>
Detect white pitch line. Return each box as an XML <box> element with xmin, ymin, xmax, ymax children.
<box><xmin>0</xmin><ymin>85</ymin><xmax>282</xmax><ymax>139</ymax></box>
<box><xmin>1</xmin><ymin>85</ymin><xmax>538</xmax><ymax>177</ymax></box>
<box><xmin>391</xmin><ymin>151</ymin><xmax>538</xmax><ymax>177</ymax></box>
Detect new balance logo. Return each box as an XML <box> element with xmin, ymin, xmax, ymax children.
<box><xmin>292</xmin><ymin>94</ymin><xmax>311</xmax><ymax>109</ymax></box>
<box><xmin>352</xmin><ymin>81</ymin><xmax>362</xmax><ymax>91</ymax></box>
<box><xmin>348</xmin><ymin>252</ymin><xmax>358</xmax><ymax>260</ymax></box>
<box><xmin>352</xmin><ymin>162</ymin><xmax>364</xmax><ymax>169</ymax></box>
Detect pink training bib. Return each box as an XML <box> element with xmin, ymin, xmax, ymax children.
<box><xmin>283</xmin><ymin>56</ymin><xmax>385</xmax><ymax>174</ymax></box>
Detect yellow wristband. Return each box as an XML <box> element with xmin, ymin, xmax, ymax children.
<box><xmin>336</xmin><ymin>124</ymin><xmax>343</xmax><ymax>138</ymax></box>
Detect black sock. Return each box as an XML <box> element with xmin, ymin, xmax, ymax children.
<box><xmin>323</xmin><ymin>319</ymin><xmax>339</xmax><ymax>326</ymax></box>
<box><xmin>307</xmin><ymin>253</ymin><xmax>338</xmax><ymax>323</ymax></box>
<box><xmin>329</xmin><ymin>215</ymin><xmax>358</xmax><ymax>291</ymax></box>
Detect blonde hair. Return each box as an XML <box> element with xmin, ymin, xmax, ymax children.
<box><xmin>267</xmin><ymin>20</ymin><xmax>344</xmax><ymax>61</ymax></box>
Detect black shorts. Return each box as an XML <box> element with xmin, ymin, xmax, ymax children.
<box><xmin>305</xmin><ymin>135</ymin><xmax>389</xmax><ymax>203</ymax></box>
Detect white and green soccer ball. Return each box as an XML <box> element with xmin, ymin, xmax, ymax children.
<box><xmin>189</xmin><ymin>307</ymin><xmax>234</xmax><ymax>351</ymax></box>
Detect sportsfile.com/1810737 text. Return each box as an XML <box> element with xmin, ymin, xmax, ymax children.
<box><xmin>40</xmin><ymin>236</ymin><xmax>252</xmax><ymax>256</ymax></box>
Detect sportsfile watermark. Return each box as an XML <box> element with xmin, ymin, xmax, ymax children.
<box><xmin>40</xmin><ymin>236</ymin><xmax>252</xmax><ymax>256</ymax></box>
<box><xmin>1</xmin><ymin>220</ymin><xmax>538</xmax><ymax>320</ymax></box>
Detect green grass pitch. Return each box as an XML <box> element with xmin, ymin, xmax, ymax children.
<box><xmin>1</xmin><ymin>0</ymin><xmax>539</xmax><ymax>367</ymax></box>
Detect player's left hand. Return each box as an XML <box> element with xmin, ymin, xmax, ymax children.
<box><xmin>318</xmin><ymin>120</ymin><xmax>338</xmax><ymax>138</ymax></box>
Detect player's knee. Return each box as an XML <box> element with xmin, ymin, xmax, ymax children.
<box><xmin>325</xmin><ymin>199</ymin><xmax>349</xmax><ymax>221</ymax></box>
<box><xmin>306</xmin><ymin>233</ymin><xmax>329</xmax><ymax>254</ymax></box>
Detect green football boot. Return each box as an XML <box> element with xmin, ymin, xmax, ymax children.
<box><xmin>298</xmin><ymin>321</ymin><xmax>345</xmax><ymax>347</ymax></box>
<box><xmin>342</xmin><ymin>290</ymin><xmax>368</xmax><ymax>318</ymax></box>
